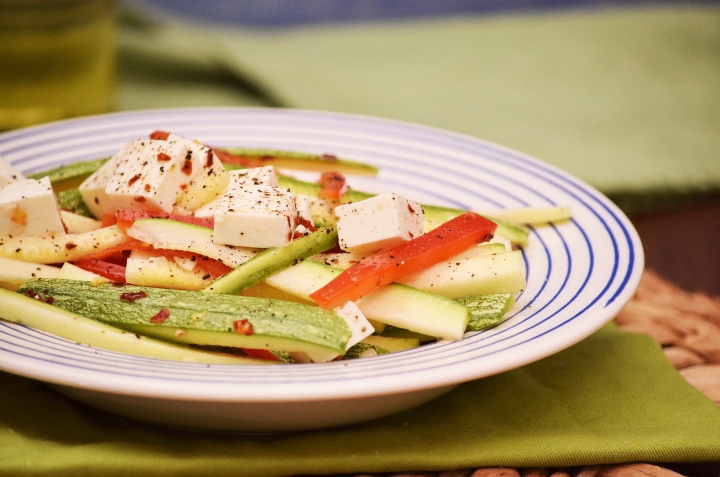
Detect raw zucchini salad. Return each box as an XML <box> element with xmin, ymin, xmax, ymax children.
<box><xmin>0</xmin><ymin>131</ymin><xmax>570</xmax><ymax>364</ymax></box>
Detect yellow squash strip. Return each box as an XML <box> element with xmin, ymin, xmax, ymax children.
<box><xmin>0</xmin><ymin>225</ymin><xmax>129</xmax><ymax>264</ymax></box>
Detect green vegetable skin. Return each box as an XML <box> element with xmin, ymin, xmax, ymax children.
<box><xmin>0</xmin><ymin>287</ymin><xmax>266</xmax><ymax>364</ymax></box>
<box><xmin>458</xmin><ymin>294</ymin><xmax>516</xmax><ymax>331</ymax></box>
<box><xmin>18</xmin><ymin>279</ymin><xmax>352</xmax><ymax>355</ymax></box>
<box><xmin>222</xmin><ymin>148</ymin><xmax>379</xmax><ymax>176</ymax></box>
<box><xmin>204</xmin><ymin>227</ymin><xmax>339</xmax><ymax>295</ymax></box>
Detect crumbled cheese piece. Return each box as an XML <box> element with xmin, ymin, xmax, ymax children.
<box><xmin>79</xmin><ymin>134</ymin><xmax>224</xmax><ymax>218</ymax></box>
<box><xmin>212</xmin><ymin>185</ymin><xmax>298</xmax><ymax>248</ymax></box>
<box><xmin>232</xmin><ymin>166</ymin><xmax>278</xmax><ymax>187</ymax></box>
<box><xmin>295</xmin><ymin>194</ymin><xmax>314</xmax><ymax>223</ymax></box>
<box><xmin>0</xmin><ymin>177</ymin><xmax>66</xmax><ymax>237</ymax></box>
<box><xmin>335</xmin><ymin>193</ymin><xmax>423</xmax><ymax>255</ymax></box>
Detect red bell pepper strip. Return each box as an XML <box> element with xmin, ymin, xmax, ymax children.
<box><xmin>72</xmin><ymin>238</ymin><xmax>148</xmax><ymax>263</ymax></box>
<box><xmin>72</xmin><ymin>259</ymin><xmax>127</xmax><ymax>283</ymax></box>
<box><xmin>152</xmin><ymin>248</ymin><xmax>233</xmax><ymax>279</ymax></box>
<box><xmin>116</xmin><ymin>209</ymin><xmax>214</xmax><ymax>232</ymax></box>
<box><xmin>242</xmin><ymin>348</ymin><xmax>282</xmax><ymax>362</ymax></box>
<box><xmin>309</xmin><ymin>212</ymin><xmax>497</xmax><ymax>309</ymax></box>
<box><xmin>149</xmin><ymin>130</ymin><xmax>171</xmax><ymax>140</ymax></box>
<box><xmin>317</xmin><ymin>171</ymin><xmax>347</xmax><ymax>199</ymax></box>
<box><xmin>101</xmin><ymin>213</ymin><xmax>117</xmax><ymax>227</ymax></box>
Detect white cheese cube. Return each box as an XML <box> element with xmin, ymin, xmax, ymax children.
<box><xmin>212</xmin><ymin>185</ymin><xmax>298</xmax><ymax>248</ymax></box>
<box><xmin>0</xmin><ymin>155</ymin><xmax>25</xmax><ymax>189</ymax></box>
<box><xmin>0</xmin><ymin>177</ymin><xmax>65</xmax><ymax>237</ymax></box>
<box><xmin>79</xmin><ymin>134</ymin><xmax>222</xmax><ymax>218</ymax></box>
<box><xmin>77</xmin><ymin>144</ymin><xmax>132</xmax><ymax>218</ymax></box>
<box><xmin>193</xmin><ymin>166</ymin><xmax>278</xmax><ymax>219</ymax></box>
<box><xmin>335</xmin><ymin>193</ymin><xmax>423</xmax><ymax>255</ymax></box>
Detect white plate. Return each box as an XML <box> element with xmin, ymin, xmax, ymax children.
<box><xmin>0</xmin><ymin>108</ymin><xmax>644</xmax><ymax>433</ymax></box>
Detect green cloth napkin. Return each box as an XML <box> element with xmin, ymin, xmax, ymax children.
<box><xmin>117</xmin><ymin>5</ymin><xmax>720</xmax><ymax>213</ymax></box>
<box><xmin>1</xmin><ymin>324</ymin><xmax>718</xmax><ymax>477</ymax></box>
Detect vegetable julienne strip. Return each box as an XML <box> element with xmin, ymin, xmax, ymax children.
<box><xmin>310</xmin><ymin>212</ymin><xmax>498</xmax><ymax>310</ymax></box>
<box><xmin>70</xmin><ymin>237</ymin><xmax>147</xmax><ymax>262</ymax></box>
<box><xmin>214</xmin><ymin>147</ymin><xmax>379</xmax><ymax>176</ymax></box>
<box><xmin>18</xmin><ymin>278</ymin><xmax>353</xmax><ymax>356</ymax></box>
<box><xmin>73</xmin><ymin>259</ymin><xmax>127</xmax><ymax>283</ymax></box>
<box><xmin>150</xmin><ymin>129</ymin><xmax>379</xmax><ymax>176</ymax></box>
<box><xmin>203</xmin><ymin>227</ymin><xmax>339</xmax><ymax>295</ymax></box>
<box><xmin>0</xmin><ymin>225</ymin><xmax>130</xmax><ymax>263</ymax></box>
<box><xmin>0</xmin><ymin>286</ymin><xmax>271</xmax><ymax>364</ymax></box>
<box><xmin>115</xmin><ymin>209</ymin><xmax>214</xmax><ymax>231</ymax></box>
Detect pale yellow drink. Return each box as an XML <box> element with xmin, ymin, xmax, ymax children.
<box><xmin>0</xmin><ymin>0</ymin><xmax>116</xmax><ymax>130</ymax></box>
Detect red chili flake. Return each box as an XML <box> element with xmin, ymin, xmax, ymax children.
<box><xmin>260</xmin><ymin>154</ymin><xmax>274</xmax><ymax>162</ymax></box>
<box><xmin>150</xmin><ymin>131</ymin><xmax>170</xmax><ymax>140</ymax></box>
<box><xmin>24</xmin><ymin>289</ymin><xmax>43</xmax><ymax>301</ymax></box>
<box><xmin>408</xmin><ymin>204</ymin><xmax>416</xmax><ymax>214</ymax></box>
<box><xmin>134</xmin><ymin>196</ymin><xmax>146</xmax><ymax>202</ymax></box>
<box><xmin>205</xmin><ymin>150</ymin><xmax>214</xmax><ymax>168</ymax></box>
<box><xmin>179</xmin><ymin>183</ymin><xmax>188</xmax><ymax>190</ymax></box>
<box><xmin>128</xmin><ymin>173</ymin><xmax>142</xmax><ymax>186</ymax></box>
<box><xmin>65</xmin><ymin>242</ymin><xmax>77</xmax><ymax>250</ymax></box>
<box><xmin>150</xmin><ymin>308</ymin><xmax>171</xmax><ymax>323</ymax></box>
<box><xmin>144</xmin><ymin>183</ymin><xmax>152</xmax><ymax>192</ymax></box>
<box><xmin>181</xmin><ymin>159</ymin><xmax>192</xmax><ymax>175</ymax></box>
<box><xmin>321</xmin><ymin>153</ymin><xmax>338</xmax><ymax>162</ymax></box>
<box><xmin>120</xmin><ymin>291</ymin><xmax>148</xmax><ymax>302</ymax></box>
<box><xmin>157</xmin><ymin>152</ymin><xmax>171</xmax><ymax>162</ymax></box>
<box><xmin>45</xmin><ymin>296</ymin><xmax>55</xmax><ymax>304</ymax></box>
<box><xmin>233</xmin><ymin>319</ymin><xmax>254</xmax><ymax>336</ymax></box>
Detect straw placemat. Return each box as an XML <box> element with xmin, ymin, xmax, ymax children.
<box><xmin>345</xmin><ymin>269</ymin><xmax>720</xmax><ymax>477</ymax></box>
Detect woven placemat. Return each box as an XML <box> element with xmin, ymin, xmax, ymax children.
<box><xmin>346</xmin><ymin>269</ymin><xmax>720</xmax><ymax>477</ymax></box>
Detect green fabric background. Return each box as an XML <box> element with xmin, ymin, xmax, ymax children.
<box><xmin>2</xmin><ymin>5</ymin><xmax>719</xmax><ymax>476</ymax></box>
<box><xmin>117</xmin><ymin>5</ymin><xmax>720</xmax><ymax>212</ymax></box>
<box><xmin>1</xmin><ymin>325</ymin><xmax>719</xmax><ymax>477</ymax></box>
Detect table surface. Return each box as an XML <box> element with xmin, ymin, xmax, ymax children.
<box><xmin>629</xmin><ymin>193</ymin><xmax>720</xmax><ymax>297</ymax></box>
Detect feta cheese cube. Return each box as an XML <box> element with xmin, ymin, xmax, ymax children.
<box><xmin>193</xmin><ymin>166</ymin><xmax>278</xmax><ymax>219</ymax></box>
<box><xmin>77</xmin><ymin>144</ymin><xmax>130</xmax><ymax>218</ymax></box>
<box><xmin>0</xmin><ymin>155</ymin><xmax>25</xmax><ymax>189</ymax></box>
<box><xmin>0</xmin><ymin>177</ymin><xmax>65</xmax><ymax>237</ymax></box>
<box><xmin>79</xmin><ymin>134</ymin><xmax>223</xmax><ymax>218</ymax></box>
<box><xmin>212</xmin><ymin>185</ymin><xmax>298</xmax><ymax>248</ymax></box>
<box><xmin>335</xmin><ymin>193</ymin><xmax>423</xmax><ymax>255</ymax></box>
